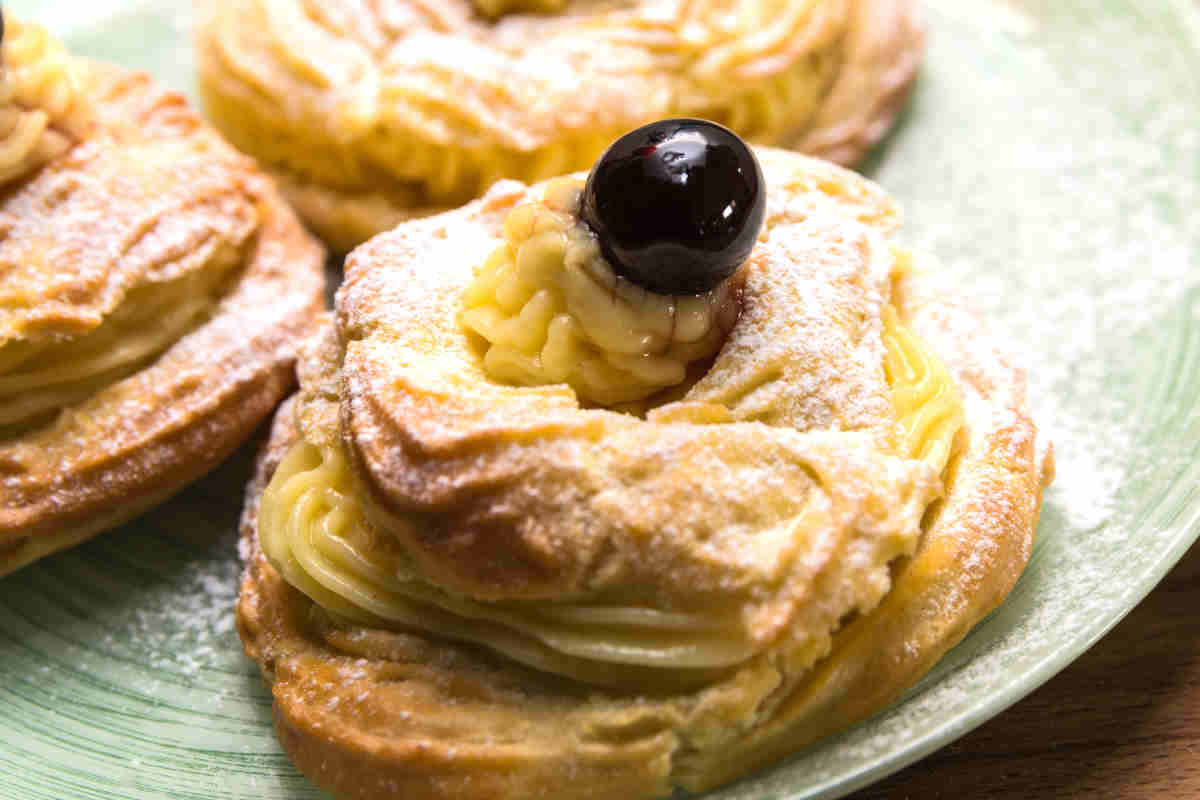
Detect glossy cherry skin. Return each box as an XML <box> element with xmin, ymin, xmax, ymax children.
<box><xmin>580</xmin><ymin>119</ymin><xmax>765</xmax><ymax>295</ymax></box>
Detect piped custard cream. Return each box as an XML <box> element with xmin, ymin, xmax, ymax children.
<box><xmin>0</xmin><ymin>255</ymin><xmax>243</xmax><ymax>432</ymax></box>
<box><xmin>0</xmin><ymin>16</ymin><xmax>92</xmax><ymax>185</ymax></box>
<box><xmin>257</xmin><ymin>182</ymin><xmax>964</xmax><ymax>691</ymax></box>
<box><xmin>462</xmin><ymin>178</ymin><xmax>740</xmax><ymax>407</ymax></box>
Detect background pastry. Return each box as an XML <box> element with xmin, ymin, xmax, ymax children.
<box><xmin>0</xmin><ymin>14</ymin><xmax>327</xmax><ymax>576</ymax></box>
<box><xmin>237</xmin><ymin>126</ymin><xmax>1051</xmax><ymax>800</ymax></box>
<box><xmin>195</xmin><ymin>0</ymin><xmax>924</xmax><ymax>251</ymax></box>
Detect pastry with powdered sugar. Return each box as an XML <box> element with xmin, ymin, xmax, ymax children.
<box><xmin>195</xmin><ymin>0</ymin><xmax>924</xmax><ymax>251</ymax></box>
<box><xmin>0</xmin><ymin>13</ymin><xmax>327</xmax><ymax>575</ymax></box>
<box><xmin>236</xmin><ymin>120</ymin><xmax>1052</xmax><ymax>800</ymax></box>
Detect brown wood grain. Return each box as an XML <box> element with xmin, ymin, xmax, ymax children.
<box><xmin>850</xmin><ymin>539</ymin><xmax>1200</xmax><ymax>799</ymax></box>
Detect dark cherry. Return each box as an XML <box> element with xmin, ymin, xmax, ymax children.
<box><xmin>580</xmin><ymin>118</ymin><xmax>765</xmax><ymax>296</ymax></box>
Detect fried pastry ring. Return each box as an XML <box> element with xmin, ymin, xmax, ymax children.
<box><xmin>0</xmin><ymin>18</ymin><xmax>327</xmax><ymax>576</ymax></box>
<box><xmin>196</xmin><ymin>0</ymin><xmax>924</xmax><ymax>250</ymax></box>
<box><xmin>237</xmin><ymin>150</ymin><xmax>1051</xmax><ymax>800</ymax></box>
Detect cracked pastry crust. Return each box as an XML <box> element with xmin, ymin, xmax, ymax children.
<box><xmin>0</xmin><ymin>19</ymin><xmax>327</xmax><ymax>576</ymax></box>
<box><xmin>236</xmin><ymin>150</ymin><xmax>1051</xmax><ymax>800</ymax></box>
<box><xmin>195</xmin><ymin>0</ymin><xmax>924</xmax><ymax>251</ymax></box>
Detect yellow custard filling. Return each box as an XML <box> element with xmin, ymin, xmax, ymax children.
<box><xmin>0</xmin><ymin>248</ymin><xmax>242</xmax><ymax>433</ymax></box>
<box><xmin>0</xmin><ymin>17</ymin><xmax>92</xmax><ymax>185</ymax></box>
<box><xmin>884</xmin><ymin>304</ymin><xmax>962</xmax><ymax>473</ymax></box>
<box><xmin>259</xmin><ymin>439</ymin><xmax>759</xmax><ymax>690</ymax></box>
<box><xmin>885</xmin><ymin>251</ymin><xmax>964</xmax><ymax>476</ymax></box>
<box><xmin>461</xmin><ymin>178</ymin><xmax>740</xmax><ymax>406</ymax></box>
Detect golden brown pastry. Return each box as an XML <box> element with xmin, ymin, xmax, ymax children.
<box><xmin>236</xmin><ymin>130</ymin><xmax>1051</xmax><ymax>800</ymax></box>
<box><xmin>0</xmin><ymin>15</ymin><xmax>327</xmax><ymax>576</ymax></box>
<box><xmin>195</xmin><ymin>0</ymin><xmax>924</xmax><ymax>250</ymax></box>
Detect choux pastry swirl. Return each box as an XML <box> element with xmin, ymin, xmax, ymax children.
<box><xmin>238</xmin><ymin>144</ymin><xmax>1051</xmax><ymax>800</ymax></box>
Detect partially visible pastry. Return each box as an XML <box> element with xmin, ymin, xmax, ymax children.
<box><xmin>195</xmin><ymin>0</ymin><xmax>924</xmax><ymax>250</ymax></box>
<box><xmin>237</xmin><ymin>122</ymin><xmax>1051</xmax><ymax>799</ymax></box>
<box><xmin>0</xmin><ymin>14</ymin><xmax>327</xmax><ymax>576</ymax></box>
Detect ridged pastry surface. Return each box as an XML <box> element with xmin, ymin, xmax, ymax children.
<box><xmin>195</xmin><ymin>0</ymin><xmax>924</xmax><ymax>249</ymax></box>
<box><xmin>0</xmin><ymin>18</ymin><xmax>327</xmax><ymax>575</ymax></box>
<box><xmin>238</xmin><ymin>149</ymin><xmax>1048</xmax><ymax>800</ymax></box>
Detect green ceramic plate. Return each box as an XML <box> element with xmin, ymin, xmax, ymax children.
<box><xmin>3</xmin><ymin>1</ymin><xmax>1199</xmax><ymax>798</ymax></box>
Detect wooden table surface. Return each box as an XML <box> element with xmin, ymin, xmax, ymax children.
<box><xmin>849</xmin><ymin>539</ymin><xmax>1200</xmax><ymax>799</ymax></box>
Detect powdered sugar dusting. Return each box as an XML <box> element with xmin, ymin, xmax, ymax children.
<box><xmin>0</xmin><ymin>450</ymin><xmax>309</xmax><ymax>798</ymax></box>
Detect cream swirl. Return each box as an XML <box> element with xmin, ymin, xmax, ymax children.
<box><xmin>259</xmin><ymin>436</ymin><xmax>760</xmax><ymax>691</ymax></box>
<box><xmin>0</xmin><ymin>17</ymin><xmax>92</xmax><ymax>185</ymax></box>
<box><xmin>460</xmin><ymin>177</ymin><xmax>740</xmax><ymax>406</ymax></box>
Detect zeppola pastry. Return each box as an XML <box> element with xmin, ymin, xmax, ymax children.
<box><xmin>196</xmin><ymin>0</ymin><xmax>924</xmax><ymax>250</ymax></box>
<box><xmin>238</xmin><ymin>121</ymin><xmax>1052</xmax><ymax>799</ymax></box>
<box><xmin>0</xmin><ymin>13</ymin><xmax>326</xmax><ymax>576</ymax></box>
